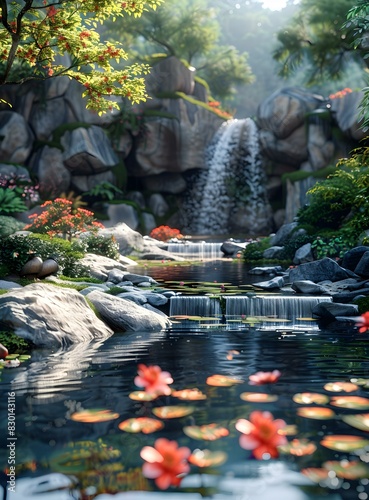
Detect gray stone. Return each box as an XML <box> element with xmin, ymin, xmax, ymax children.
<box><xmin>291</xmin><ymin>280</ymin><xmax>329</xmax><ymax>294</ymax></box>
<box><xmin>116</xmin><ymin>291</ymin><xmax>147</xmax><ymax>305</ymax></box>
<box><xmin>142</xmin><ymin>212</ymin><xmax>157</xmax><ymax>235</ymax></box>
<box><xmin>141</xmin><ymin>291</ymin><xmax>168</xmax><ymax>307</ymax></box>
<box><xmin>263</xmin><ymin>246</ymin><xmax>284</xmax><ymax>259</ymax></box>
<box><xmin>79</xmin><ymin>254</ymin><xmax>127</xmax><ymax>281</ymax></box>
<box><xmin>354</xmin><ymin>251</ymin><xmax>369</xmax><ymax>277</ymax></box>
<box><xmin>107</xmin><ymin>269</ymin><xmax>126</xmax><ymax>284</ymax></box>
<box><xmin>31</xmin><ymin>146</ymin><xmax>71</xmax><ymax>199</ymax></box>
<box><xmin>293</xmin><ymin>243</ymin><xmax>314</xmax><ymax>265</ymax></box>
<box><xmin>254</xmin><ymin>276</ymin><xmax>286</xmax><ymax>290</ymax></box>
<box><xmin>104</xmin><ymin>203</ymin><xmax>140</xmax><ymax>230</ymax></box>
<box><xmin>342</xmin><ymin>246</ymin><xmax>369</xmax><ymax>272</ymax></box>
<box><xmin>87</xmin><ymin>290</ymin><xmax>171</xmax><ymax>331</ymax></box>
<box><xmin>148</xmin><ymin>193</ymin><xmax>169</xmax><ymax>217</ymax></box>
<box><xmin>122</xmin><ymin>273</ymin><xmax>156</xmax><ymax>285</ymax></box>
<box><xmin>125</xmin><ymin>191</ymin><xmax>146</xmax><ymax>209</ymax></box>
<box><xmin>0</xmin><ymin>283</ymin><xmax>113</xmax><ymax>347</ymax></box>
<box><xmin>0</xmin><ymin>111</ymin><xmax>34</xmax><ymax>163</ymax></box>
<box><xmin>289</xmin><ymin>258</ymin><xmax>356</xmax><ymax>283</ymax></box>
<box><xmin>312</xmin><ymin>301</ymin><xmax>359</xmax><ymax>321</ymax></box>
<box><xmin>270</xmin><ymin>222</ymin><xmax>298</xmax><ymax>246</ymax></box>
<box><xmin>0</xmin><ymin>280</ymin><xmax>23</xmax><ymax>289</ymax></box>
<box><xmin>79</xmin><ymin>285</ymin><xmax>110</xmax><ymax>295</ymax></box>
<box><xmin>220</xmin><ymin>240</ymin><xmax>248</xmax><ymax>256</ymax></box>
<box><xmin>71</xmin><ymin>170</ymin><xmax>116</xmax><ymax>193</ymax></box>
<box><xmin>143</xmin><ymin>173</ymin><xmax>187</xmax><ymax>194</ymax></box>
<box><xmin>248</xmin><ymin>266</ymin><xmax>284</xmax><ymax>275</ymax></box>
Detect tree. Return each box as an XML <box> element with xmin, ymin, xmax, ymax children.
<box><xmin>0</xmin><ymin>0</ymin><xmax>162</xmax><ymax>114</ymax></box>
<box><xmin>104</xmin><ymin>0</ymin><xmax>254</xmax><ymax>101</ymax></box>
<box><xmin>273</xmin><ymin>0</ymin><xmax>365</xmax><ymax>85</ymax></box>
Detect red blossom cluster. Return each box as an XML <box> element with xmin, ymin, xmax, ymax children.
<box><xmin>329</xmin><ymin>87</ymin><xmax>353</xmax><ymax>100</ymax></box>
<box><xmin>149</xmin><ymin>225</ymin><xmax>184</xmax><ymax>242</ymax></box>
<box><xmin>24</xmin><ymin>198</ymin><xmax>104</xmax><ymax>241</ymax></box>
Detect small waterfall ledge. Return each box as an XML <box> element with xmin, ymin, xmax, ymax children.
<box><xmin>169</xmin><ymin>294</ymin><xmax>333</xmax><ymax>331</ymax></box>
<box><xmin>166</xmin><ymin>241</ymin><xmax>224</xmax><ymax>260</ymax></box>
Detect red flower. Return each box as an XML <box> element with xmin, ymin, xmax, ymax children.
<box><xmin>134</xmin><ymin>364</ymin><xmax>173</xmax><ymax>396</ymax></box>
<box><xmin>356</xmin><ymin>312</ymin><xmax>369</xmax><ymax>333</ymax></box>
<box><xmin>249</xmin><ymin>370</ymin><xmax>281</xmax><ymax>385</ymax></box>
<box><xmin>140</xmin><ymin>438</ymin><xmax>191</xmax><ymax>489</ymax></box>
<box><xmin>236</xmin><ymin>411</ymin><xmax>287</xmax><ymax>459</ymax></box>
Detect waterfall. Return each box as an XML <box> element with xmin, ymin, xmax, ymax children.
<box><xmin>169</xmin><ymin>296</ymin><xmax>222</xmax><ymax>317</ymax></box>
<box><xmin>181</xmin><ymin>118</ymin><xmax>272</xmax><ymax>236</ymax></box>
<box><xmin>225</xmin><ymin>295</ymin><xmax>333</xmax><ymax>330</ymax></box>
<box><xmin>166</xmin><ymin>241</ymin><xmax>224</xmax><ymax>260</ymax></box>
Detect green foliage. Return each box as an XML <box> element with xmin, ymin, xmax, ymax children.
<box><xmin>0</xmin><ymin>188</ymin><xmax>27</xmax><ymax>215</ymax></box>
<box><xmin>356</xmin><ymin>296</ymin><xmax>369</xmax><ymax>314</ymax></box>
<box><xmin>0</xmin><ymin>0</ymin><xmax>163</xmax><ymax>114</ymax></box>
<box><xmin>81</xmin><ymin>234</ymin><xmax>120</xmax><ymax>260</ymax></box>
<box><xmin>106</xmin><ymin>286</ymin><xmax>125</xmax><ymax>295</ymax></box>
<box><xmin>278</xmin><ymin>233</ymin><xmax>314</xmax><ymax>260</ymax></box>
<box><xmin>0</xmin><ymin>234</ymin><xmax>89</xmax><ymax>278</ymax></box>
<box><xmin>311</xmin><ymin>235</ymin><xmax>351</xmax><ymax>260</ymax></box>
<box><xmin>0</xmin><ymin>216</ymin><xmax>26</xmax><ymax>237</ymax></box>
<box><xmin>242</xmin><ymin>237</ymin><xmax>271</xmax><ymax>262</ymax></box>
<box><xmin>0</xmin><ymin>331</ymin><xmax>33</xmax><ymax>354</ymax></box>
<box><xmin>84</xmin><ymin>182</ymin><xmax>124</xmax><ymax>202</ymax></box>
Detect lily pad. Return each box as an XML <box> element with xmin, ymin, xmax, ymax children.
<box><xmin>206</xmin><ymin>374</ymin><xmax>244</xmax><ymax>386</ymax></box>
<box><xmin>324</xmin><ymin>381</ymin><xmax>358</xmax><ymax>393</ymax></box>
<box><xmin>323</xmin><ymin>460</ymin><xmax>369</xmax><ymax>480</ymax></box>
<box><xmin>320</xmin><ymin>435</ymin><xmax>369</xmax><ymax>451</ymax></box>
<box><xmin>341</xmin><ymin>413</ymin><xmax>369</xmax><ymax>432</ymax></box>
<box><xmin>296</xmin><ymin>407</ymin><xmax>336</xmax><ymax>419</ymax></box>
<box><xmin>70</xmin><ymin>409</ymin><xmax>120</xmax><ymax>423</ymax></box>
<box><xmin>189</xmin><ymin>449</ymin><xmax>228</xmax><ymax>468</ymax></box>
<box><xmin>240</xmin><ymin>392</ymin><xmax>278</xmax><ymax>402</ymax></box>
<box><xmin>118</xmin><ymin>417</ymin><xmax>164</xmax><ymax>434</ymax></box>
<box><xmin>330</xmin><ymin>396</ymin><xmax>369</xmax><ymax>410</ymax></box>
<box><xmin>152</xmin><ymin>405</ymin><xmax>195</xmax><ymax>419</ymax></box>
<box><xmin>172</xmin><ymin>388</ymin><xmax>207</xmax><ymax>400</ymax></box>
<box><xmin>278</xmin><ymin>438</ymin><xmax>317</xmax><ymax>456</ymax></box>
<box><xmin>128</xmin><ymin>391</ymin><xmax>158</xmax><ymax>402</ymax></box>
<box><xmin>183</xmin><ymin>423</ymin><xmax>229</xmax><ymax>441</ymax></box>
<box><xmin>293</xmin><ymin>393</ymin><xmax>329</xmax><ymax>405</ymax></box>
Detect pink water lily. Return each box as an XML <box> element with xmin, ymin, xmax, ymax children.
<box><xmin>249</xmin><ymin>370</ymin><xmax>281</xmax><ymax>385</ymax></box>
<box><xmin>236</xmin><ymin>410</ymin><xmax>287</xmax><ymax>459</ymax></box>
<box><xmin>134</xmin><ymin>364</ymin><xmax>173</xmax><ymax>395</ymax></box>
<box><xmin>140</xmin><ymin>438</ymin><xmax>191</xmax><ymax>489</ymax></box>
<box><xmin>356</xmin><ymin>312</ymin><xmax>369</xmax><ymax>333</ymax></box>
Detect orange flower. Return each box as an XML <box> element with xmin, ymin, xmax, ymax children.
<box><xmin>249</xmin><ymin>370</ymin><xmax>281</xmax><ymax>385</ymax></box>
<box><xmin>140</xmin><ymin>438</ymin><xmax>191</xmax><ymax>489</ymax></box>
<box><xmin>236</xmin><ymin>411</ymin><xmax>287</xmax><ymax>459</ymax></box>
<box><xmin>356</xmin><ymin>312</ymin><xmax>369</xmax><ymax>333</ymax></box>
<box><xmin>134</xmin><ymin>364</ymin><xmax>173</xmax><ymax>396</ymax></box>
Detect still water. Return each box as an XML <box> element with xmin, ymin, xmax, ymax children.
<box><xmin>1</xmin><ymin>261</ymin><xmax>369</xmax><ymax>500</ymax></box>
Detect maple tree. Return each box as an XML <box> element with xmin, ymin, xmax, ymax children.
<box><xmin>0</xmin><ymin>0</ymin><xmax>162</xmax><ymax>113</ymax></box>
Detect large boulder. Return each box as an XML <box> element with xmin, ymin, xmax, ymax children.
<box><xmin>0</xmin><ymin>111</ymin><xmax>34</xmax><ymax>163</ymax></box>
<box><xmin>289</xmin><ymin>257</ymin><xmax>357</xmax><ymax>283</ymax></box>
<box><xmin>87</xmin><ymin>290</ymin><xmax>171</xmax><ymax>331</ymax></box>
<box><xmin>0</xmin><ymin>283</ymin><xmax>113</xmax><ymax>348</ymax></box>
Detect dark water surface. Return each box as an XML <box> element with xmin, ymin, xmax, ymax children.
<box><xmin>1</xmin><ymin>261</ymin><xmax>369</xmax><ymax>500</ymax></box>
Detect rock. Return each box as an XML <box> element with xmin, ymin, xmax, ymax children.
<box><xmin>141</xmin><ymin>291</ymin><xmax>168</xmax><ymax>307</ymax></box>
<box><xmin>61</xmin><ymin>125</ymin><xmax>119</xmax><ymax>175</ymax></box>
<box><xmin>122</xmin><ymin>273</ymin><xmax>157</xmax><ymax>285</ymax></box>
<box><xmin>87</xmin><ymin>290</ymin><xmax>171</xmax><ymax>331</ymax></box>
<box><xmin>354</xmin><ymin>251</ymin><xmax>369</xmax><ymax>277</ymax></box>
<box><xmin>37</xmin><ymin>258</ymin><xmax>59</xmax><ymax>278</ymax></box>
<box><xmin>148</xmin><ymin>193</ymin><xmax>169</xmax><ymax>217</ymax></box>
<box><xmin>341</xmin><ymin>246</ymin><xmax>369</xmax><ymax>272</ymax></box>
<box><xmin>0</xmin><ymin>283</ymin><xmax>113</xmax><ymax>348</ymax></box>
<box><xmin>263</xmin><ymin>246</ymin><xmax>284</xmax><ymax>259</ymax></box>
<box><xmin>220</xmin><ymin>240</ymin><xmax>248</xmax><ymax>256</ymax></box>
<box><xmin>312</xmin><ymin>301</ymin><xmax>359</xmax><ymax>321</ymax></box>
<box><xmin>289</xmin><ymin>257</ymin><xmax>357</xmax><ymax>283</ymax></box>
<box><xmin>0</xmin><ymin>280</ymin><xmax>23</xmax><ymax>289</ymax></box>
<box><xmin>125</xmin><ymin>191</ymin><xmax>146</xmax><ymax>209</ymax></box>
<box><xmin>143</xmin><ymin>173</ymin><xmax>187</xmax><ymax>194</ymax></box>
<box><xmin>270</xmin><ymin>222</ymin><xmax>298</xmax><ymax>246</ymax></box>
<box><xmin>116</xmin><ymin>291</ymin><xmax>147</xmax><ymax>305</ymax></box>
<box><xmin>248</xmin><ymin>266</ymin><xmax>284</xmax><ymax>275</ymax></box>
<box><xmin>142</xmin><ymin>212</ymin><xmax>157</xmax><ymax>235</ymax></box>
<box><xmin>0</xmin><ymin>111</ymin><xmax>34</xmax><ymax>163</ymax></box>
<box><xmin>31</xmin><ymin>146</ymin><xmax>71</xmax><ymax>199</ymax></box>
<box><xmin>145</xmin><ymin>56</ymin><xmax>195</xmax><ymax>95</ymax></box>
<box><xmin>253</xmin><ymin>276</ymin><xmax>286</xmax><ymax>290</ymax></box>
<box><xmin>79</xmin><ymin>253</ymin><xmax>128</xmax><ymax>281</ymax></box>
<box><xmin>71</xmin><ymin>170</ymin><xmax>116</xmax><ymax>193</ymax></box>
<box><xmin>330</xmin><ymin>90</ymin><xmax>366</xmax><ymax>141</ymax></box>
<box><xmin>291</xmin><ymin>280</ymin><xmax>329</xmax><ymax>294</ymax></box>
<box><xmin>20</xmin><ymin>256</ymin><xmax>43</xmax><ymax>277</ymax></box>
<box><xmin>293</xmin><ymin>243</ymin><xmax>314</xmax><ymax>265</ymax></box>
<box><xmin>104</xmin><ymin>203</ymin><xmax>140</xmax><ymax>230</ymax></box>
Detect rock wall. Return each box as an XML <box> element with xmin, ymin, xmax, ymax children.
<box><xmin>0</xmin><ymin>57</ymin><xmax>365</xmax><ymax>235</ymax></box>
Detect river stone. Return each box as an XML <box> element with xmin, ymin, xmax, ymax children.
<box><xmin>289</xmin><ymin>258</ymin><xmax>356</xmax><ymax>283</ymax></box>
<box><xmin>270</xmin><ymin>222</ymin><xmax>299</xmax><ymax>246</ymax></box>
<box><xmin>79</xmin><ymin>253</ymin><xmax>128</xmax><ymax>281</ymax></box>
<box><xmin>0</xmin><ymin>280</ymin><xmax>23</xmax><ymax>289</ymax></box>
<box><xmin>116</xmin><ymin>291</ymin><xmax>147</xmax><ymax>305</ymax></box>
<box><xmin>291</xmin><ymin>280</ymin><xmax>330</xmax><ymax>295</ymax></box>
<box><xmin>312</xmin><ymin>301</ymin><xmax>359</xmax><ymax>321</ymax></box>
<box><xmin>342</xmin><ymin>246</ymin><xmax>369</xmax><ymax>271</ymax></box>
<box><xmin>354</xmin><ymin>251</ymin><xmax>369</xmax><ymax>277</ymax></box>
<box><xmin>87</xmin><ymin>290</ymin><xmax>171</xmax><ymax>331</ymax></box>
<box><xmin>293</xmin><ymin>243</ymin><xmax>314</xmax><ymax>265</ymax></box>
<box><xmin>253</xmin><ymin>276</ymin><xmax>286</xmax><ymax>290</ymax></box>
<box><xmin>0</xmin><ymin>283</ymin><xmax>113</xmax><ymax>348</ymax></box>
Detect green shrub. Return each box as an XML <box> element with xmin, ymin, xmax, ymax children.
<box><xmin>242</xmin><ymin>237</ymin><xmax>271</xmax><ymax>262</ymax></box>
<box><xmin>0</xmin><ymin>234</ymin><xmax>89</xmax><ymax>278</ymax></box>
<box><xmin>0</xmin><ymin>331</ymin><xmax>33</xmax><ymax>354</ymax></box>
<box><xmin>0</xmin><ymin>187</ymin><xmax>27</xmax><ymax>215</ymax></box>
<box><xmin>278</xmin><ymin>234</ymin><xmax>314</xmax><ymax>260</ymax></box>
<box><xmin>311</xmin><ymin>234</ymin><xmax>351</xmax><ymax>260</ymax></box>
<box><xmin>0</xmin><ymin>216</ymin><xmax>26</xmax><ymax>237</ymax></box>
<box><xmin>356</xmin><ymin>296</ymin><xmax>369</xmax><ymax>315</ymax></box>
<box><xmin>82</xmin><ymin>234</ymin><xmax>120</xmax><ymax>260</ymax></box>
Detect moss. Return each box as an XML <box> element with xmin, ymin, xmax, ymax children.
<box><xmin>58</xmin><ymin>275</ymin><xmax>102</xmax><ymax>284</ymax></box>
<box><xmin>356</xmin><ymin>297</ymin><xmax>369</xmax><ymax>315</ymax></box>
<box><xmin>282</xmin><ymin>165</ymin><xmax>336</xmax><ymax>184</ymax></box>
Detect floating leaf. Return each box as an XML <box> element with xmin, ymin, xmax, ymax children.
<box><xmin>206</xmin><ymin>374</ymin><xmax>243</xmax><ymax>386</ymax></box>
<box><xmin>342</xmin><ymin>413</ymin><xmax>369</xmax><ymax>432</ymax></box>
<box><xmin>293</xmin><ymin>392</ymin><xmax>329</xmax><ymax>405</ymax></box>
<box><xmin>5</xmin><ymin>354</ymin><xmax>19</xmax><ymax>360</ymax></box>
<box><xmin>301</xmin><ymin>468</ymin><xmax>330</xmax><ymax>483</ymax></box>
<box><xmin>240</xmin><ymin>392</ymin><xmax>278</xmax><ymax>402</ymax></box>
<box><xmin>278</xmin><ymin>438</ymin><xmax>317</xmax><ymax>456</ymax></box>
<box><xmin>330</xmin><ymin>396</ymin><xmax>369</xmax><ymax>410</ymax></box>
<box><xmin>128</xmin><ymin>391</ymin><xmax>158</xmax><ymax>402</ymax></box>
<box><xmin>172</xmin><ymin>388</ymin><xmax>207</xmax><ymax>401</ymax></box>
<box><xmin>297</xmin><ymin>407</ymin><xmax>336</xmax><ymax>419</ymax></box>
<box><xmin>18</xmin><ymin>355</ymin><xmax>31</xmax><ymax>361</ymax></box>
<box><xmin>70</xmin><ymin>409</ymin><xmax>119</xmax><ymax>423</ymax></box>
<box><xmin>278</xmin><ymin>424</ymin><xmax>298</xmax><ymax>436</ymax></box>
<box><xmin>189</xmin><ymin>449</ymin><xmax>228</xmax><ymax>468</ymax></box>
<box><xmin>183</xmin><ymin>423</ymin><xmax>229</xmax><ymax>441</ymax></box>
<box><xmin>152</xmin><ymin>405</ymin><xmax>195</xmax><ymax>419</ymax></box>
<box><xmin>323</xmin><ymin>460</ymin><xmax>369</xmax><ymax>480</ymax></box>
<box><xmin>320</xmin><ymin>435</ymin><xmax>369</xmax><ymax>451</ymax></box>
<box><xmin>324</xmin><ymin>382</ymin><xmax>358</xmax><ymax>393</ymax></box>
<box><xmin>351</xmin><ymin>377</ymin><xmax>369</xmax><ymax>388</ymax></box>
<box><xmin>118</xmin><ymin>417</ymin><xmax>164</xmax><ymax>434</ymax></box>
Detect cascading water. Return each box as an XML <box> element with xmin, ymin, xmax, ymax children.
<box><xmin>166</xmin><ymin>241</ymin><xmax>224</xmax><ymax>260</ymax></box>
<box><xmin>169</xmin><ymin>296</ymin><xmax>222</xmax><ymax>317</ymax></box>
<box><xmin>181</xmin><ymin>118</ymin><xmax>273</xmax><ymax>236</ymax></box>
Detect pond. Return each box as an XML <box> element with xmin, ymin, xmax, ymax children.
<box><xmin>1</xmin><ymin>260</ymin><xmax>369</xmax><ymax>500</ymax></box>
